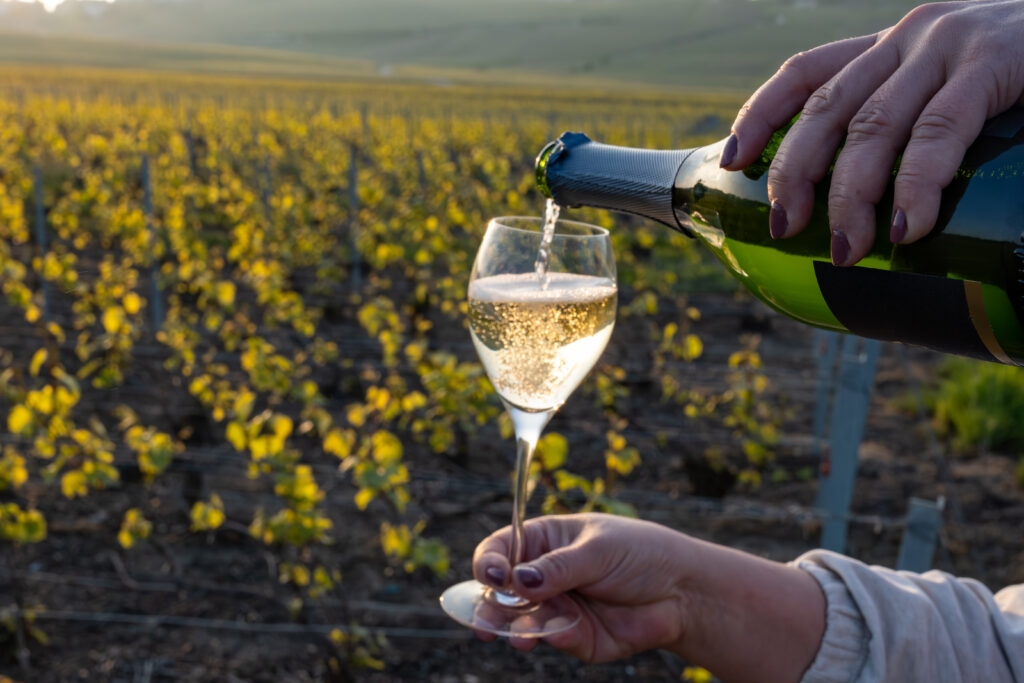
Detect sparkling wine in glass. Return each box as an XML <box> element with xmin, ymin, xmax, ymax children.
<box><xmin>439</xmin><ymin>214</ymin><xmax>616</xmax><ymax>638</ymax></box>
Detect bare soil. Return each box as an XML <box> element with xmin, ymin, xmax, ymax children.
<box><xmin>2</xmin><ymin>288</ymin><xmax>1022</xmax><ymax>683</ymax></box>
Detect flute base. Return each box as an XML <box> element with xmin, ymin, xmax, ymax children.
<box><xmin>439</xmin><ymin>579</ymin><xmax>581</xmax><ymax>638</ymax></box>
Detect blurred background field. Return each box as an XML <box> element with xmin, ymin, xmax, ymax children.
<box><xmin>1</xmin><ymin>1</ymin><xmax>1023</xmax><ymax>682</ymax></box>
<box><xmin>0</xmin><ymin>0</ymin><xmax>924</xmax><ymax>89</ymax></box>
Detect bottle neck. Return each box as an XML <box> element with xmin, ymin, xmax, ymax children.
<box><xmin>538</xmin><ymin>132</ymin><xmax>696</xmax><ymax>233</ymax></box>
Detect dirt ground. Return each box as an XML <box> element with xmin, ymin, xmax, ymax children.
<box><xmin>2</xmin><ymin>288</ymin><xmax>1023</xmax><ymax>682</ymax></box>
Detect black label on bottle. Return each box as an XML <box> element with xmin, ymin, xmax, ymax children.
<box><xmin>814</xmin><ymin>262</ymin><xmax>996</xmax><ymax>362</ymax></box>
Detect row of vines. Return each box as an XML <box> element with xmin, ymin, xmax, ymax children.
<box><xmin>0</xmin><ymin>67</ymin><xmax>773</xmax><ymax>679</ymax></box>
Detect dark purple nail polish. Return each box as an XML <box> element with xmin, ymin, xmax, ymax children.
<box><xmin>890</xmin><ymin>208</ymin><xmax>907</xmax><ymax>243</ymax></box>
<box><xmin>720</xmin><ymin>134</ymin><xmax>738</xmax><ymax>168</ymax></box>
<box><xmin>769</xmin><ymin>200</ymin><xmax>788</xmax><ymax>239</ymax></box>
<box><xmin>484</xmin><ymin>566</ymin><xmax>506</xmax><ymax>587</ymax></box>
<box><xmin>831</xmin><ymin>229</ymin><xmax>851</xmax><ymax>266</ymax></box>
<box><xmin>514</xmin><ymin>565</ymin><xmax>544</xmax><ymax>589</ymax></box>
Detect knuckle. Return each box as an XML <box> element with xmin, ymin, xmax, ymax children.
<box><xmin>911</xmin><ymin>108</ymin><xmax>961</xmax><ymax>142</ymax></box>
<box><xmin>829</xmin><ymin>176</ymin><xmax>880</xmax><ymax>214</ymax></box>
<box><xmin>585</xmin><ymin>533</ymin><xmax>613</xmax><ymax>558</ymax></box>
<box><xmin>778</xmin><ymin>48</ymin><xmax>834</xmax><ymax>92</ymax></box>
<box><xmin>893</xmin><ymin>166</ymin><xmax>936</xmax><ymax>196</ymax></box>
<box><xmin>778</xmin><ymin>50</ymin><xmax>813</xmax><ymax>80</ymax></box>
<box><xmin>908</xmin><ymin>2</ymin><xmax>948</xmax><ymax>19</ymax></box>
<box><xmin>846</xmin><ymin>104</ymin><xmax>900</xmax><ymax>144</ymax></box>
<box><xmin>803</xmin><ymin>80</ymin><xmax>842</xmax><ymax>118</ymax></box>
<box><xmin>765</xmin><ymin>140</ymin><xmax>804</xmax><ymax>188</ymax></box>
<box><xmin>828</xmin><ymin>188</ymin><xmax>856</xmax><ymax>216</ymax></box>
<box><xmin>778</xmin><ymin>50</ymin><xmax>811</xmax><ymax>76</ymax></box>
<box><xmin>888</xmin><ymin>3</ymin><xmax>964</xmax><ymax>51</ymax></box>
<box><xmin>732</xmin><ymin>101</ymin><xmax>754</xmax><ymax>127</ymax></box>
<box><xmin>898</xmin><ymin>2</ymin><xmax>955</xmax><ymax>32</ymax></box>
<box><xmin>926</xmin><ymin>10</ymin><xmax>962</xmax><ymax>40</ymax></box>
<box><xmin>541</xmin><ymin>550</ymin><xmax>573</xmax><ymax>584</ymax></box>
<box><xmin>766</xmin><ymin>163</ymin><xmax>792</xmax><ymax>195</ymax></box>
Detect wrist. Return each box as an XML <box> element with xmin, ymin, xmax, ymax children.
<box><xmin>670</xmin><ymin>541</ymin><xmax>826</xmax><ymax>683</ymax></box>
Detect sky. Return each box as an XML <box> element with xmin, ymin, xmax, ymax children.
<box><xmin>11</xmin><ymin>0</ymin><xmax>116</xmax><ymax>12</ymax></box>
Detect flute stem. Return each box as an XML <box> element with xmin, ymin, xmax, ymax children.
<box><xmin>505</xmin><ymin>405</ymin><xmax>554</xmax><ymax>571</ymax></box>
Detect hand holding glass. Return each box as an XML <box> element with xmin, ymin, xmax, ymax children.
<box><xmin>440</xmin><ymin>216</ymin><xmax>617</xmax><ymax>637</ymax></box>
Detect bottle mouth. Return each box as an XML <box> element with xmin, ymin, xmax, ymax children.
<box><xmin>534</xmin><ymin>138</ymin><xmax>564</xmax><ymax>200</ymax></box>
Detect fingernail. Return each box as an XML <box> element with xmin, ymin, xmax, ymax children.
<box><xmin>831</xmin><ymin>229</ymin><xmax>851</xmax><ymax>266</ymax></box>
<box><xmin>484</xmin><ymin>566</ymin><xmax>506</xmax><ymax>587</ymax></box>
<box><xmin>890</xmin><ymin>208</ymin><xmax>907</xmax><ymax>243</ymax></box>
<box><xmin>720</xmin><ymin>134</ymin><xmax>737</xmax><ymax>168</ymax></box>
<box><xmin>769</xmin><ymin>199</ymin><xmax>788</xmax><ymax>239</ymax></box>
<box><xmin>514</xmin><ymin>565</ymin><xmax>544</xmax><ymax>589</ymax></box>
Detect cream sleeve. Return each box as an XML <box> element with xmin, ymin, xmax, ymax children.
<box><xmin>790</xmin><ymin>550</ymin><xmax>1024</xmax><ymax>682</ymax></box>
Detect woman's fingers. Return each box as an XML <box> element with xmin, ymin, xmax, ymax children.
<box><xmin>730</xmin><ymin>1</ymin><xmax>1024</xmax><ymax>263</ymax></box>
<box><xmin>473</xmin><ymin>529</ymin><xmax>513</xmax><ymax>590</ymax></box>
<box><xmin>509</xmin><ymin>540</ymin><xmax>612</xmax><ymax>603</ymax></box>
<box><xmin>472</xmin><ymin>516</ymin><xmax>602</xmax><ymax>657</ymax></box>
<box><xmin>892</xmin><ymin>75</ymin><xmax>992</xmax><ymax>245</ymax></box>
<box><xmin>472</xmin><ymin>515</ymin><xmax>615</xmax><ymax>621</ymax></box>
<box><xmin>542</xmin><ymin>614</ymin><xmax>589</xmax><ymax>656</ymax></box>
<box><xmin>473</xmin><ymin>517</ymin><xmax>581</xmax><ymax>590</ymax></box>
<box><xmin>765</xmin><ymin>38</ymin><xmax>901</xmax><ymax>245</ymax></box>
<box><xmin>822</xmin><ymin>49</ymin><xmax>947</xmax><ymax>263</ymax></box>
<box><xmin>723</xmin><ymin>34</ymin><xmax>878</xmax><ymax>171</ymax></box>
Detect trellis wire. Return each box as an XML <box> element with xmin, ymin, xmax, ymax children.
<box><xmin>29</xmin><ymin>609</ymin><xmax>471</xmax><ymax>640</ymax></box>
<box><xmin>20</xmin><ymin>571</ymin><xmax>442</xmax><ymax>619</ymax></box>
<box><xmin>2</xmin><ymin>442</ymin><xmax>936</xmax><ymax>537</ymax></box>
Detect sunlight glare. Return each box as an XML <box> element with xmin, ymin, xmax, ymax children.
<box><xmin>9</xmin><ymin>0</ymin><xmax>117</xmax><ymax>13</ymax></box>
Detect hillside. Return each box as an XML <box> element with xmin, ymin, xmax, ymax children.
<box><xmin>2</xmin><ymin>0</ymin><xmax>922</xmax><ymax>89</ymax></box>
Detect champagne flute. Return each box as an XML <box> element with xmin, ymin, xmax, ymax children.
<box><xmin>439</xmin><ymin>215</ymin><xmax>617</xmax><ymax>638</ymax></box>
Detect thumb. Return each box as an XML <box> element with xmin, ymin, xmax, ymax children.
<box><xmin>511</xmin><ymin>540</ymin><xmax>606</xmax><ymax>602</ymax></box>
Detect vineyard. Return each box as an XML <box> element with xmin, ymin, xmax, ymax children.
<box><xmin>0</xmin><ymin>66</ymin><xmax>1022</xmax><ymax>682</ymax></box>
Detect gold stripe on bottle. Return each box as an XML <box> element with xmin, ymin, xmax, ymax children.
<box><xmin>964</xmin><ymin>280</ymin><xmax>1014</xmax><ymax>365</ymax></box>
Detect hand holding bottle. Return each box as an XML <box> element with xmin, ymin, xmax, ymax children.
<box><xmin>473</xmin><ymin>513</ymin><xmax>825</xmax><ymax>682</ymax></box>
<box><xmin>720</xmin><ymin>0</ymin><xmax>1024</xmax><ymax>266</ymax></box>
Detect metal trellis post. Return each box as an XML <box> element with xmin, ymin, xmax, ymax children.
<box><xmin>896</xmin><ymin>497</ymin><xmax>945</xmax><ymax>573</ymax></box>
<box><xmin>33</xmin><ymin>165</ymin><xmax>50</xmax><ymax>324</ymax></box>
<box><xmin>349</xmin><ymin>144</ymin><xmax>361</xmax><ymax>291</ymax></box>
<box><xmin>142</xmin><ymin>155</ymin><xmax>163</xmax><ymax>331</ymax></box>
<box><xmin>814</xmin><ymin>334</ymin><xmax>881</xmax><ymax>554</ymax></box>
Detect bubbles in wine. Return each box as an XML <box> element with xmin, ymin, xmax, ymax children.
<box><xmin>468</xmin><ymin>272</ymin><xmax>616</xmax><ymax>412</ymax></box>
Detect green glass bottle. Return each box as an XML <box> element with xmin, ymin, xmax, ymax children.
<box><xmin>535</xmin><ymin>109</ymin><xmax>1024</xmax><ymax>365</ymax></box>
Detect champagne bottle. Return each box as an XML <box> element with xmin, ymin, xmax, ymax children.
<box><xmin>535</xmin><ymin>109</ymin><xmax>1024</xmax><ymax>365</ymax></box>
